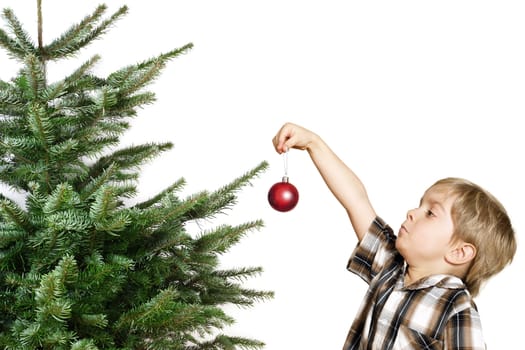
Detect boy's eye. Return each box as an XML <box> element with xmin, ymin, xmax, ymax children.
<box><xmin>426</xmin><ymin>210</ymin><xmax>435</xmax><ymax>217</ymax></box>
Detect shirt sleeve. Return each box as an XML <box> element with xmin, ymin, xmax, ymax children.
<box><xmin>443</xmin><ymin>307</ymin><xmax>486</xmax><ymax>349</ymax></box>
<box><xmin>346</xmin><ymin>216</ymin><xmax>398</xmax><ymax>284</ymax></box>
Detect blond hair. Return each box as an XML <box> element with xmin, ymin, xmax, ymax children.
<box><xmin>431</xmin><ymin>178</ymin><xmax>516</xmax><ymax>297</ymax></box>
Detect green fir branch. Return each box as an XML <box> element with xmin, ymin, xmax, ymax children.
<box><xmin>27</xmin><ymin>103</ymin><xmax>53</xmax><ymax>145</ymax></box>
<box><xmin>70</xmin><ymin>339</ymin><xmax>99</xmax><ymax>350</ymax></box>
<box><xmin>159</xmin><ymin>192</ymin><xmax>210</xmax><ymax>226</ymax></box>
<box><xmin>0</xmin><ymin>160</ymin><xmax>46</xmax><ymax>191</ymax></box>
<box><xmin>0</xmin><ymin>240</ymin><xmax>25</xmax><ymax>271</ymax></box>
<box><xmin>115</xmin><ymin>287</ymin><xmax>234</xmax><ymax>336</ymax></box>
<box><xmin>43</xmin><ymin>183</ymin><xmax>81</xmax><ymax>214</ymax></box>
<box><xmin>213</xmin><ymin>266</ymin><xmax>265</xmax><ymax>282</ymax></box>
<box><xmin>195</xmin><ymin>221</ymin><xmax>264</xmax><ymax>255</ymax></box>
<box><xmin>0</xmin><ymin>82</ymin><xmax>24</xmax><ymax>109</ymax></box>
<box><xmin>0</xmin><ymin>223</ymin><xmax>26</xmax><ymax>248</ymax></box>
<box><xmin>196</xmin><ymin>271</ymin><xmax>273</xmax><ymax>308</ymax></box>
<box><xmin>56</xmin><ymin>163</ymin><xmax>90</xmax><ymax>184</ymax></box>
<box><xmin>24</xmin><ymin>54</ymin><xmax>47</xmax><ymax>99</ymax></box>
<box><xmin>63</xmin><ymin>55</ymin><xmax>102</xmax><ymax>86</ymax></box>
<box><xmin>77</xmin><ymin>252</ymin><xmax>133</xmax><ymax>301</ymax></box>
<box><xmin>41</xmin><ymin>80</ymin><xmax>67</xmax><ymax>102</ymax></box>
<box><xmin>134</xmin><ymin>178</ymin><xmax>186</xmax><ymax>209</ymax></box>
<box><xmin>92</xmin><ymin>122</ymin><xmax>129</xmax><ymax>138</ymax></box>
<box><xmin>87</xmin><ymin>185</ymin><xmax>131</xmax><ymax>234</ymax></box>
<box><xmin>25</xmin><ymin>181</ymin><xmax>47</xmax><ymax>221</ymax></box>
<box><xmin>186</xmin><ymin>334</ymin><xmax>265</xmax><ymax>350</ymax></box>
<box><xmin>219</xmin><ymin>334</ymin><xmax>266</xmax><ymax>350</ymax></box>
<box><xmin>15</xmin><ymin>256</ymin><xmax>79</xmax><ymax>348</ymax></box>
<box><xmin>216</xmin><ymin>161</ymin><xmax>269</xmax><ymax>196</ymax></box>
<box><xmin>108</xmin><ymin>43</ymin><xmax>193</xmax><ymax>97</ymax></box>
<box><xmin>89</xmin><ymin>186</ymin><xmax>119</xmax><ymax>223</ymax></box>
<box><xmin>43</xmin><ymin>5</ymin><xmax>129</xmax><ymax>60</ymax></box>
<box><xmin>34</xmin><ymin>255</ymin><xmax>78</xmax><ymax>321</ymax></box>
<box><xmin>48</xmin><ymin>139</ymin><xmax>80</xmax><ymax>163</ymax></box>
<box><xmin>85</xmin><ymin>142</ymin><xmax>173</xmax><ymax>187</ymax></box>
<box><xmin>77</xmin><ymin>313</ymin><xmax>108</xmax><ymax>330</ymax></box>
<box><xmin>0</xmin><ymin>198</ymin><xmax>31</xmax><ymax>233</ymax></box>
<box><xmin>0</xmin><ymin>9</ymin><xmax>37</xmax><ymax>61</ymax></box>
<box><xmin>80</xmin><ymin>163</ymin><xmax>117</xmax><ymax>201</ymax></box>
<box><xmin>116</xmin><ymin>91</ymin><xmax>157</xmax><ymax>112</ymax></box>
<box><xmin>82</xmin><ymin>135</ymin><xmax>121</xmax><ymax>157</ymax></box>
<box><xmin>95</xmin><ymin>87</ymin><xmax>118</xmax><ymax>114</ymax></box>
<box><xmin>1</xmin><ymin>8</ymin><xmax>36</xmax><ymax>55</ymax></box>
<box><xmin>1</xmin><ymin>135</ymin><xmax>40</xmax><ymax>156</ymax></box>
<box><xmin>0</xmin><ymin>137</ymin><xmax>32</xmax><ymax>168</ymax></box>
<box><xmin>187</xmin><ymin>161</ymin><xmax>269</xmax><ymax>221</ymax></box>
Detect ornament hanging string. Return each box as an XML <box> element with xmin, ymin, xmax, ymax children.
<box><xmin>283</xmin><ymin>148</ymin><xmax>289</xmax><ymax>177</ymax></box>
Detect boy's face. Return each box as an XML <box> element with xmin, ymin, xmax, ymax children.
<box><xmin>396</xmin><ymin>186</ymin><xmax>457</xmax><ymax>270</ymax></box>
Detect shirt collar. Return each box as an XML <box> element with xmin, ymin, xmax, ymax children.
<box><xmin>395</xmin><ymin>265</ymin><xmax>466</xmax><ymax>291</ymax></box>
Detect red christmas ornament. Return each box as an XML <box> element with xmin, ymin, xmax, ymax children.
<box><xmin>268</xmin><ymin>176</ymin><xmax>299</xmax><ymax>212</ymax></box>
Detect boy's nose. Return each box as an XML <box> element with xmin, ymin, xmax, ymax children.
<box><xmin>406</xmin><ymin>208</ymin><xmax>415</xmax><ymax>221</ymax></box>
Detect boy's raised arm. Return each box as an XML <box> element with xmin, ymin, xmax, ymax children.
<box><xmin>272</xmin><ymin>122</ymin><xmax>376</xmax><ymax>241</ymax></box>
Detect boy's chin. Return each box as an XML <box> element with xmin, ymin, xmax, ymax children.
<box><xmin>395</xmin><ymin>238</ymin><xmax>408</xmax><ymax>257</ymax></box>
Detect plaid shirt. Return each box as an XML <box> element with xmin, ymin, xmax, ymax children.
<box><xmin>344</xmin><ymin>217</ymin><xmax>485</xmax><ymax>350</ymax></box>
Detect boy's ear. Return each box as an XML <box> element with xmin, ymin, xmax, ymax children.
<box><xmin>445</xmin><ymin>242</ymin><xmax>477</xmax><ymax>265</ymax></box>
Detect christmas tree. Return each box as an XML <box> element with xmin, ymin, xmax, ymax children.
<box><xmin>0</xmin><ymin>1</ymin><xmax>272</xmax><ymax>349</ymax></box>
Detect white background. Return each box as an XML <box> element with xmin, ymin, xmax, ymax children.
<box><xmin>1</xmin><ymin>1</ymin><xmax>524</xmax><ymax>348</ymax></box>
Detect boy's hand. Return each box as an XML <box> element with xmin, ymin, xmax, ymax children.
<box><xmin>272</xmin><ymin>122</ymin><xmax>318</xmax><ymax>154</ymax></box>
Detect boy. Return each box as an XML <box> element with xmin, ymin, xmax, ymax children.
<box><xmin>272</xmin><ymin>122</ymin><xmax>516</xmax><ymax>349</ymax></box>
